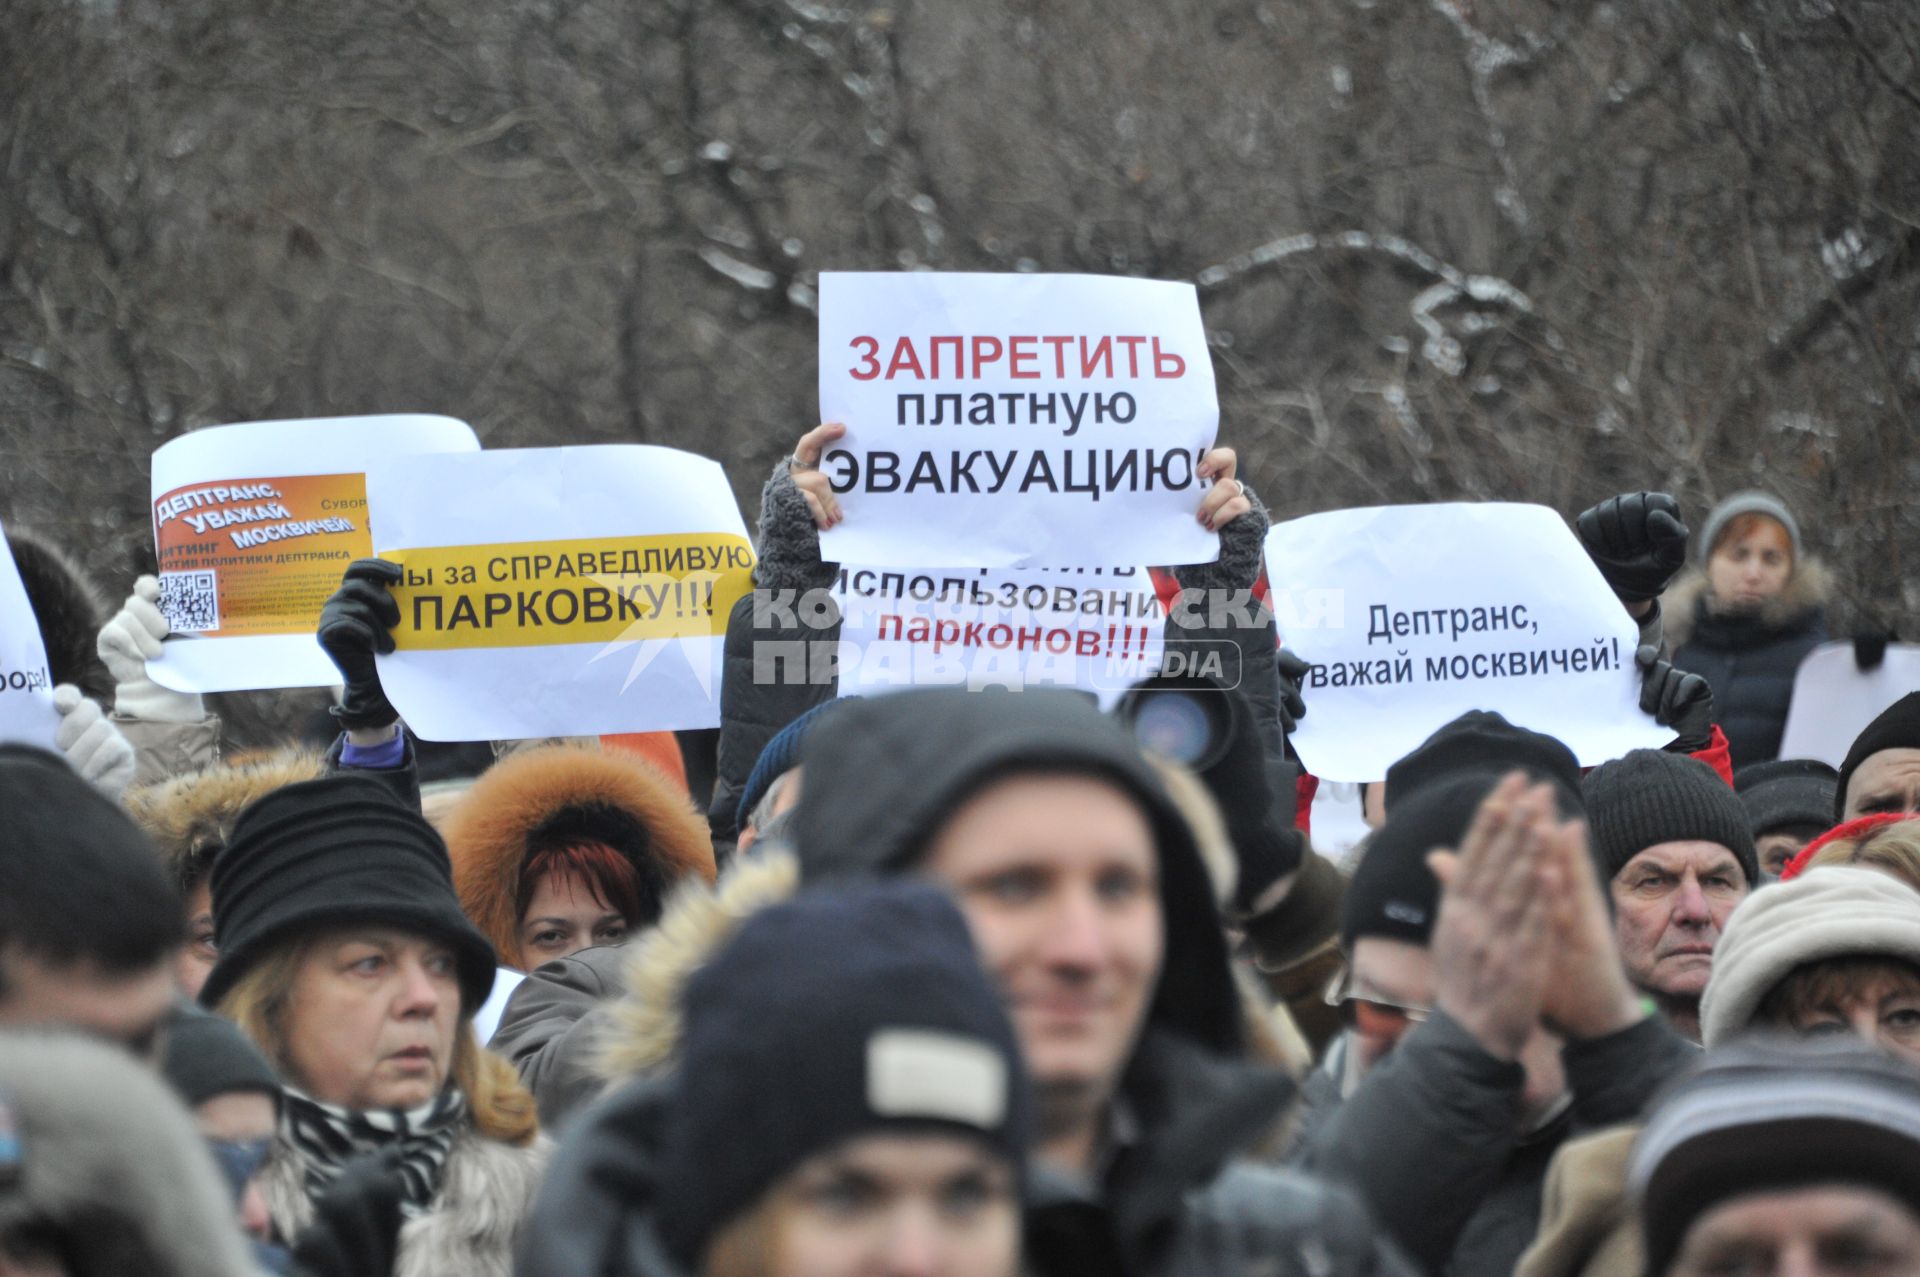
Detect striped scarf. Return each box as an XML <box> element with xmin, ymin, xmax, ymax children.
<box><xmin>282</xmin><ymin>1086</ymin><xmax>467</xmax><ymax>1220</ymax></box>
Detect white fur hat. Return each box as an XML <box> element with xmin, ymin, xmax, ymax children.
<box><xmin>1701</xmin><ymin>865</ymin><xmax>1920</xmax><ymax>1046</ymax></box>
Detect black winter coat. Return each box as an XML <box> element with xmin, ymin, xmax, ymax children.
<box><xmin>1288</xmin><ymin>1011</ymin><xmax>1696</xmax><ymax>1277</ymax></box>
<box><xmin>517</xmin><ymin>1029</ymin><xmax>1415</xmax><ymax>1277</ymax></box>
<box><xmin>1667</xmin><ymin>565</ymin><xmax>1830</xmax><ymax>770</ymax></box>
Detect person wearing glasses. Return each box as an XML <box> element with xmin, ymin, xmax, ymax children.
<box><xmin>1288</xmin><ymin>768</ymin><xmax>1696</xmax><ymax>1276</ymax></box>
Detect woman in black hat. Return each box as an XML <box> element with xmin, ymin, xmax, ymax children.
<box><xmin>203</xmin><ymin>773</ymin><xmax>547</xmax><ymax>1277</ymax></box>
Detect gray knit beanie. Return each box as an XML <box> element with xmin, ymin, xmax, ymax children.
<box><xmin>1631</xmin><ymin>1037</ymin><xmax>1920</xmax><ymax>1277</ymax></box>
<box><xmin>1700</xmin><ymin>865</ymin><xmax>1920</xmax><ymax>1046</ymax></box>
<box><xmin>1583</xmin><ymin>749</ymin><xmax>1759</xmax><ymax>885</ymax></box>
<box><xmin>1699</xmin><ymin>490</ymin><xmax>1801</xmax><ymax>562</ymax></box>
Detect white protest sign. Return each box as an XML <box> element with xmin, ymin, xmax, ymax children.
<box><xmin>834</xmin><ymin>567</ymin><xmax>1167</xmax><ymax>707</ymax></box>
<box><xmin>1779</xmin><ymin>641</ymin><xmax>1920</xmax><ymax>767</ymax></box>
<box><xmin>1266</xmin><ymin>503</ymin><xmax>1670</xmax><ymax>781</ymax></box>
<box><xmin>368</xmin><ymin>445</ymin><xmax>755</xmax><ymax>741</ymax></box>
<box><xmin>148</xmin><ymin>415</ymin><xmax>480</xmax><ymax>693</ymax></box>
<box><xmin>0</xmin><ymin>528</ymin><xmax>61</xmax><ymax>750</ymax></box>
<box><xmin>817</xmin><ymin>272</ymin><xmax>1222</xmax><ymax>570</ymax></box>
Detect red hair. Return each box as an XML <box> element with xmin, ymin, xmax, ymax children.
<box><xmin>515</xmin><ymin>840</ymin><xmax>652</xmax><ymax>927</ymax></box>
<box><xmin>1711</xmin><ymin>512</ymin><xmax>1794</xmax><ymax>563</ymax></box>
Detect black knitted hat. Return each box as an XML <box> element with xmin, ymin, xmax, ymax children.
<box><xmin>200</xmin><ymin>774</ymin><xmax>497</xmax><ymax>1013</ymax></box>
<box><xmin>1837</xmin><ymin>693</ymin><xmax>1920</xmax><ymax>821</ymax></box>
<box><xmin>1383</xmin><ymin>711</ymin><xmax>1583</xmax><ymax>814</ymax></box>
<box><xmin>1583</xmin><ymin>750</ymin><xmax>1758</xmax><ymax>885</ymax></box>
<box><xmin>161</xmin><ymin>1003</ymin><xmax>282</xmax><ymax>1112</ymax></box>
<box><xmin>654</xmin><ymin>879</ymin><xmax>1030</xmax><ymax>1266</ymax></box>
<box><xmin>1342</xmin><ymin>774</ymin><xmax>1495</xmax><ymax>950</ymax></box>
<box><xmin>1733</xmin><ymin>758</ymin><xmax>1839</xmax><ymax>837</ymax></box>
<box><xmin>0</xmin><ymin>744</ymin><xmax>182</xmax><ymax>972</ymax></box>
<box><xmin>1632</xmin><ymin>1037</ymin><xmax>1920</xmax><ymax>1277</ymax></box>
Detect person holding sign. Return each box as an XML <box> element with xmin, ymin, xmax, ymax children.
<box><xmin>98</xmin><ymin>574</ymin><xmax>226</xmax><ymax>785</ymax></box>
<box><xmin>708</xmin><ymin>420</ymin><xmax>1276</xmax><ymax>852</ymax></box>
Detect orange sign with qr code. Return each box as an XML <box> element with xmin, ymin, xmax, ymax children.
<box><xmin>151</xmin><ymin>473</ymin><xmax>372</xmax><ymax>638</ymax></box>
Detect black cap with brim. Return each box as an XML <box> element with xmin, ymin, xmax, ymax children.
<box><xmin>200</xmin><ymin>774</ymin><xmax>496</xmax><ymax>1014</ymax></box>
<box><xmin>1384</xmin><ymin>710</ymin><xmax>1583</xmax><ymax>814</ymax></box>
<box><xmin>1734</xmin><ymin>758</ymin><xmax>1839</xmax><ymax>836</ymax></box>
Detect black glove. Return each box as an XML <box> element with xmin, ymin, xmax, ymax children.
<box><xmin>1577</xmin><ymin>492</ymin><xmax>1689</xmax><ymax>603</ymax></box>
<box><xmin>288</xmin><ymin>1149</ymin><xmax>406</xmax><ymax>1277</ymax></box>
<box><xmin>1190</xmin><ymin>686</ymin><xmax>1305</xmax><ymax>916</ymax></box>
<box><xmin>1637</xmin><ymin>644</ymin><xmax>1714</xmax><ymax>753</ymax></box>
<box><xmin>1855</xmin><ymin>627</ymin><xmax>1897</xmax><ymax>672</ymax></box>
<box><xmin>1275</xmin><ymin>647</ymin><xmax>1309</xmax><ymax>738</ymax></box>
<box><xmin>1230</xmin><ymin>756</ymin><xmax>1307</xmax><ymax>917</ymax></box>
<box><xmin>317</xmin><ymin>558</ymin><xmax>402</xmax><ymax>730</ymax></box>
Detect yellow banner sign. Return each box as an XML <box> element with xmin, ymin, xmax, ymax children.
<box><xmin>386</xmin><ymin>533</ymin><xmax>755</xmax><ymax>652</ymax></box>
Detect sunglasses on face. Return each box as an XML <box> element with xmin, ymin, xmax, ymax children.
<box><xmin>1323</xmin><ymin>969</ymin><xmax>1433</xmax><ymax>1036</ymax></box>
<box><xmin>207</xmin><ymin>1137</ymin><xmax>273</xmax><ymax>1205</ymax></box>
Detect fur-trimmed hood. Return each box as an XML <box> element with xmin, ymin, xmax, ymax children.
<box><xmin>595</xmin><ymin>850</ymin><xmax>800</xmax><ymax>1083</ymax></box>
<box><xmin>1663</xmin><ymin>557</ymin><xmax>1832</xmax><ymax>651</ymax></box>
<box><xmin>123</xmin><ymin>749</ymin><xmax>328</xmax><ymax>892</ymax></box>
<box><xmin>444</xmin><ymin>745</ymin><xmax>715</xmax><ymax>969</ymax></box>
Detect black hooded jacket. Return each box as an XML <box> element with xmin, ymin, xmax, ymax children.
<box><xmin>519</xmin><ymin>688</ymin><xmax>1409</xmax><ymax>1277</ymax></box>
<box><xmin>789</xmin><ymin>687</ymin><xmax>1409</xmax><ymax>1277</ymax></box>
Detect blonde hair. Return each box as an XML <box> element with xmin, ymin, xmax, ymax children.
<box><xmin>215</xmin><ymin>933</ymin><xmax>538</xmax><ymax>1147</ymax></box>
<box><xmin>1803</xmin><ymin>821</ymin><xmax>1920</xmax><ymax>894</ymax></box>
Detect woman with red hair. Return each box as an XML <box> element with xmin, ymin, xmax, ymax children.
<box><xmin>442</xmin><ymin>744</ymin><xmax>718</xmax><ymax>1123</ymax></box>
<box><xmin>443</xmin><ymin>744</ymin><xmax>716</xmax><ymax>971</ymax></box>
<box><xmin>1666</xmin><ymin>492</ymin><xmax>1829</xmax><ymax>769</ymax></box>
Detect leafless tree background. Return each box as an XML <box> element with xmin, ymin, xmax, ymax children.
<box><xmin>3</xmin><ymin>0</ymin><xmax>1915</xmax><ymax>632</ymax></box>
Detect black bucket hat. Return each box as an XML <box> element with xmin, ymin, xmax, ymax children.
<box><xmin>200</xmin><ymin>773</ymin><xmax>496</xmax><ymax>1013</ymax></box>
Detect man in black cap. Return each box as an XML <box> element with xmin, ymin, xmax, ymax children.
<box><xmin>0</xmin><ymin>743</ymin><xmax>181</xmax><ymax>1057</ymax></box>
<box><xmin>1291</xmin><ymin>768</ymin><xmax>1694</xmax><ymax>1275</ymax></box>
<box><xmin>1836</xmin><ymin>691</ymin><xmax>1920</xmax><ymax>821</ymax></box>
<box><xmin>1584</xmin><ymin>750</ymin><xmax>1760</xmax><ymax>1041</ymax></box>
<box><xmin>1733</xmin><ymin>758</ymin><xmax>1839</xmax><ymax>878</ymax></box>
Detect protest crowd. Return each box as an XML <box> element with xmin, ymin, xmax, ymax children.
<box><xmin>2</xmin><ymin>283</ymin><xmax>1920</xmax><ymax>1277</ymax></box>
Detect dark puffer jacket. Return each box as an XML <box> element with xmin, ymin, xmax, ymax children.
<box><xmin>1288</xmin><ymin>1012</ymin><xmax>1696</xmax><ymax>1277</ymax></box>
<box><xmin>1668</xmin><ymin>564</ymin><xmax>1830</xmax><ymax>770</ymax></box>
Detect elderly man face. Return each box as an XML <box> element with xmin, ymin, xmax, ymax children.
<box><xmin>1611</xmin><ymin>840</ymin><xmax>1750</xmax><ymax>1034</ymax></box>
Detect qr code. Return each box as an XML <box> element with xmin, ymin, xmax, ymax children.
<box><xmin>159</xmin><ymin>570</ymin><xmax>220</xmax><ymax>633</ymax></box>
